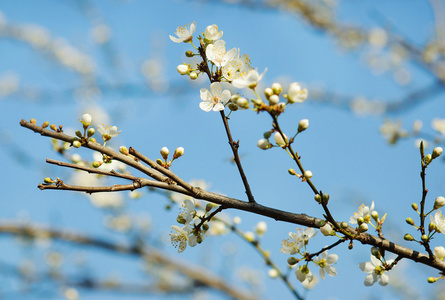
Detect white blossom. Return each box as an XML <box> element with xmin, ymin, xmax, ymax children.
<box><xmin>231</xmin><ymin>68</ymin><xmax>267</xmax><ymax>89</ymax></box>
<box><xmin>199</xmin><ymin>82</ymin><xmax>231</xmax><ymax>112</ymax></box>
<box><xmin>169</xmin><ymin>21</ymin><xmax>196</xmax><ymax>43</ymax></box>
<box><xmin>359</xmin><ymin>255</ymin><xmax>393</xmax><ymax>286</ymax></box>
<box><xmin>170</xmin><ymin>225</ymin><xmax>193</xmax><ymax>253</ymax></box>
<box><xmin>204</xmin><ymin>24</ymin><xmax>223</xmax><ymax>41</ymax></box>
<box><xmin>434</xmin><ymin>246</ymin><xmax>445</xmax><ymax>260</ymax></box>
<box><xmin>205</xmin><ymin>40</ymin><xmax>237</xmax><ymax>68</ymax></box>
<box><xmin>287</xmin><ymin>82</ymin><xmax>308</xmax><ymax>103</ymax></box>
<box><xmin>313</xmin><ymin>250</ymin><xmax>338</xmax><ymax>279</ymax></box>
<box><xmin>97</xmin><ymin>124</ymin><xmax>121</xmax><ymax>140</ymax></box>
<box><xmin>274</xmin><ymin>132</ymin><xmax>288</xmax><ymax>147</ymax></box>
<box><xmin>432</xmin><ymin>118</ymin><xmax>445</xmax><ymax>135</ymax></box>
<box><xmin>295</xmin><ymin>265</ymin><xmax>313</xmax><ymax>283</ymax></box>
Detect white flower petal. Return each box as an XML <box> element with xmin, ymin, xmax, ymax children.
<box><xmin>379</xmin><ymin>273</ymin><xmax>390</xmax><ymax>286</ymax></box>
<box><xmin>199</xmin><ymin>102</ymin><xmax>213</xmax><ymax>112</ymax></box>
<box><xmin>364</xmin><ymin>273</ymin><xmax>377</xmax><ymax>286</ymax></box>
<box><xmin>359</xmin><ymin>261</ymin><xmax>374</xmax><ymax>273</ymax></box>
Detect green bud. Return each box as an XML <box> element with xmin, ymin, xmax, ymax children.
<box><xmin>189</xmin><ymin>72</ymin><xmax>198</xmax><ymax>80</ymax></box>
<box><xmin>357</xmin><ymin>217</ymin><xmax>364</xmax><ymax>225</ymax></box>
<box><xmin>87</xmin><ymin>128</ymin><xmax>95</xmax><ymax>137</ymax></box>
<box><xmin>432</xmin><ymin>147</ymin><xmax>443</xmax><ymax>159</ymax></box>
<box><xmin>359</xmin><ymin>223</ymin><xmax>368</xmax><ymax>232</ymax></box>
<box><xmin>271</xmin><ymin>82</ymin><xmax>282</xmax><ymax>95</ymax></box>
<box><xmin>197</xmin><ymin>235</ymin><xmax>203</xmax><ymax>244</ymax></box>
<box><xmin>314</xmin><ymin>194</ymin><xmax>322</xmax><ymax>203</ymax></box>
<box><xmin>288</xmin><ymin>169</ymin><xmax>296</xmax><ymax>176</ymax></box>
<box><xmin>75</xmin><ymin>130</ymin><xmax>82</xmax><ymax>138</ymax></box>
<box><xmin>421</xmin><ymin>234</ymin><xmax>429</xmax><ymax>242</ymax></box>
<box><xmin>371</xmin><ymin>211</ymin><xmax>379</xmax><ymax>222</ymax></box>
<box><xmin>287</xmin><ymin>257</ymin><xmax>299</xmax><ymax>265</ymax></box>
<box><xmin>341</xmin><ymin>221</ymin><xmax>349</xmax><ymax>229</ymax></box>
<box><xmin>206</xmin><ymin>203</ymin><xmax>214</xmax><ymax>212</ymax></box>
<box><xmin>202</xmin><ymin>223</ymin><xmax>209</xmax><ymax>231</ymax></box>
<box><xmin>348</xmin><ymin>241</ymin><xmax>354</xmax><ymax>249</ymax></box>
<box><xmin>322</xmin><ymin>193</ymin><xmax>330</xmax><ymax>204</ymax></box>
<box><xmin>92</xmin><ymin>161</ymin><xmax>102</xmax><ymax>168</ymax></box>
<box><xmin>429</xmin><ymin>223</ymin><xmax>436</xmax><ymax>232</ymax></box>
<box><xmin>264</xmin><ymin>87</ymin><xmax>273</xmax><ymax>99</ymax></box>
<box><xmin>156</xmin><ymin>159</ymin><xmax>163</xmax><ymax>166</ymax></box>
<box><xmin>228</xmin><ymin>103</ymin><xmax>238</xmax><ymax>111</ymax></box>
<box><xmin>42</xmin><ymin>121</ymin><xmax>49</xmax><ymax>128</ymax></box>
<box><xmin>406</xmin><ymin>217</ymin><xmax>414</xmax><ymax>226</ymax></box>
<box><xmin>263</xmin><ymin>131</ymin><xmax>271</xmax><ymax>139</ymax></box>
<box><xmin>185</xmin><ymin>50</ymin><xmax>194</xmax><ymax>57</ymax></box>
<box><xmin>424</xmin><ymin>154</ymin><xmax>432</xmax><ymax>165</ymax></box>
<box><xmin>428</xmin><ymin>277</ymin><xmax>438</xmax><ymax>283</ymax></box>
<box><xmin>434</xmin><ymin>196</ymin><xmax>445</xmax><ymax>210</ymax></box>
<box><xmin>412</xmin><ymin>203</ymin><xmax>418</xmax><ymax>211</ymax></box>
<box><xmin>252</xmin><ymin>98</ymin><xmax>263</xmax><ymax>106</ymax></box>
<box><xmin>50</xmin><ymin>124</ymin><xmax>57</xmax><ymax>131</ymax></box>
<box><xmin>44</xmin><ymin>177</ymin><xmax>53</xmax><ymax>184</ymax></box>
<box><xmin>119</xmin><ymin>146</ymin><xmax>129</xmax><ymax>155</ymax></box>
<box><xmin>30</xmin><ymin>118</ymin><xmax>37</xmax><ymax>124</ymax></box>
<box><xmin>177</xmin><ymin>215</ymin><xmax>186</xmax><ymax>224</ymax></box>
<box><xmin>404</xmin><ymin>233</ymin><xmax>414</xmax><ymax>241</ymax></box>
<box><xmin>371</xmin><ymin>247</ymin><xmax>381</xmax><ymax>259</ymax></box>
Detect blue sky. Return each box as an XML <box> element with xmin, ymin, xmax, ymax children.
<box><xmin>0</xmin><ymin>0</ymin><xmax>444</xmax><ymax>299</ymax></box>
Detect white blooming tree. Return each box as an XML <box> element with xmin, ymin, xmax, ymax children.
<box><xmin>3</xmin><ymin>1</ymin><xmax>445</xmax><ymax>299</ymax></box>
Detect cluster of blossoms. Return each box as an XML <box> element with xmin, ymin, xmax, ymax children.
<box><xmin>280</xmin><ymin>227</ymin><xmax>338</xmax><ymax>286</ymax></box>
<box><xmin>170</xmin><ymin>22</ymin><xmax>308</xmax><ymax>116</ymax></box>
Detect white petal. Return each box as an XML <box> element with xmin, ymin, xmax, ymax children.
<box><xmin>213</xmin><ymin>103</ymin><xmax>225</xmax><ymax>111</ymax></box>
<box><xmin>319</xmin><ymin>267</ymin><xmax>325</xmax><ymax>280</ymax></box>
<box><xmin>326</xmin><ymin>254</ymin><xmax>338</xmax><ymax>264</ymax></box>
<box><xmin>200</xmin><ymin>88</ymin><xmax>210</xmax><ymax>101</ymax></box>
<box><xmin>370</xmin><ymin>255</ymin><xmax>381</xmax><ymax>267</ymax></box>
<box><xmin>189</xmin><ymin>21</ymin><xmax>196</xmax><ymax>34</ymax></box>
<box><xmin>364</xmin><ymin>273</ymin><xmax>376</xmax><ymax>286</ymax></box>
<box><xmin>169</xmin><ymin>35</ymin><xmax>183</xmax><ymax>43</ymax></box>
<box><xmin>199</xmin><ymin>102</ymin><xmax>213</xmax><ymax>112</ymax></box>
<box><xmin>188</xmin><ymin>235</ymin><xmax>197</xmax><ymax>247</ymax></box>
<box><xmin>359</xmin><ymin>261</ymin><xmax>374</xmax><ymax>273</ymax></box>
<box><xmin>221</xmin><ymin>90</ymin><xmax>231</xmax><ymax>104</ymax></box>
<box><xmin>379</xmin><ymin>273</ymin><xmax>390</xmax><ymax>286</ymax></box>
<box><xmin>325</xmin><ymin>266</ymin><xmax>337</xmax><ymax>277</ymax></box>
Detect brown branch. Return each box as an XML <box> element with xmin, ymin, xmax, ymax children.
<box><xmin>21</xmin><ymin>119</ymin><xmax>445</xmax><ymax>273</ymax></box>
<box><xmin>0</xmin><ymin>223</ymin><xmax>257</xmax><ymax>300</ymax></box>
<box><xmin>20</xmin><ymin>119</ymin><xmax>167</xmax><ymax>182</ymax></box>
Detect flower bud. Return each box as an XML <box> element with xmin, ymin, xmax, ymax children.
<box><xmin>264</xmin><ymin>87</ymin><xmax>273</xmax><ymax>99</ymax></box>
<box><xmin>92</xmin><ymin>161</ymin><xmax>102</xmax><ymax>168</ymax></box>
<box><xmin>252</xmin><ymin>98</ymin><xmax>263</xmax><ymax>106</ymax></box>
<box><xmin>156</xmin><ymin>159</ymin><xmax>163</xmax><ymax>166</ymax></box>
<box><xmin>263</xmin><ymin>131</ymin><xmax>271</xmax><ymax>139</ymax></box>
<box><xmin>268</xmin><ymin>269</ymin><xmax>279</xmax><ymax>278</ymax></box>
<box><xmin>75</xmin><ymin>130</ymin><xmax>82</xmax><ymax>138</ymax></box>
<box><xmin>44</xmin><ymin>177</ymin><xmax>53</xmax><ymax>184</ymax></box>
<box><xmin>341</xmin><ymin>221</ymin><xmax>349</xmax><ymax>229</ymax></box>
<box><xmin>304</xmin><ymin>170</ymin><xmax>313</xmax><ymax>179</ymax></box>
<box><xmin>202</xmin><ymin>223</ymin><xmax>209</xmax><ymax>231</ymax></box>
<box><xmin>174</xmin><ymin>147</ymin><xmax>184</xmax><ymax>159</ymax></box>
<box><xmin>177</xmin><ymin>64</ymin><xmax>189</xmax><ymax>75</ymax></box>
<box><xmin>434</xmin><ymin>246</ymin><xmax>445</xmax><ymax>260</ymax></box>
<box><xmin>50</xmin><ymin>124</ymin><xmax>57</xmax><ymax>131</ymax></box>
<box><xmin>348</xmin><ymin>241</ymin><xmax>354</xmax><ymax>249</ymax></box>
<box><xmin>288</xmin><ymin>169</ymin><xmax>297</xmax><ymax>175</ymax></box>
<box><xmin>403</xmin><ymin>233</ymin><xmax>414</xmax><ymax>241</ymax></box>
<box><xmin>73</xmin><ymin>140</ymin><xmax>81</xmax><ymax>148</ymax></box>
<box><xmin>189</xmin><ymin>72</ymin><xmax>198</xmax><ymax>80</ymax></box>
<box><xmin>257</xmin><ymin>139</ymin><xmax>271</xmax><ymax>150</ymax></box>
<box><xmin>119</xmin><ymin>146</ymin><xmax>129</xmax><ymax>155</ymax></box>
<box><xmin>429</xmin><ymin>223</ymin><xmax>436</xmax><ymax>232</ymax></box>
<box><xmin>359</xmin><ymin>223</ymin><xmax>368</xmax><ymax>232</ymax></box>
<box><xmin>268</xmin><ymin>94</ymin><xmax>279</xmax><ymax>105</ymax></box>
<box><xmin>274</xmin><ymin>132</ymin><xmax>287</xmax><ymax>147</ymax></box>
<box><xmin>244</xmin><ymin>231</ymin><xmax>255</xmax><ymax>242</ymax></box>
<box><xmin>160</xmin><ymin>147</ymin><xmax>169</xmax><ymax>160</ymax></box>
<box><xmin>371</xmin><ymin>247</ymin><xmax>381</xmax><ymax>259</ymax></box>
<box><xmin>406</xmin><ymin>217</ymin><xmax>414</xmax><ymax>226</ymax></box>
<box><xmin>320</xmin><ymin>223</ymin><xmax>333</xmax><ymax>236</ymax></box>
<box><xmin>236</xmin><ymin>97</ymin><xmax>249</xmax><ymax>109</ymax></box>
<box><xmin>30</xmin><ymin>118</ymin><xmax>37</xmax><ymax>124</ymax></box>
<box><xmin>233</xmin><ymin>216</ymin><xmax>241</xmax><ymax>224</ymax></box>
<box><xmin>197</xmin><ymin>235</ymin><xmax>203</xmax><ymax>244</ymax></box>
<box><xmin>432</xmin><ymin>147</ymin><xmax>443</xmax><ymax>159</ymax></box>
<box><xmin>271</xmin><ymin>82</ymin><xmax>282</xmax><ymax>95</ymax></box>
<box><xmin>357</xmin><ymin>217</ymin><xmax>364</xmax><ymax>225</ymax></box>
<box><xmin>298</xmin><ymin>119</ymin><xmax>309</xmax><ymax>133</ymax></box>
<box><xmin>412</xmin><ymin>203</ymin><xmax>418</xmax><ymax>211</ymax></box>
<box><xmin>322</xmin><ymin>193</ymin><xmax>330</xmax><ymax>204</ymax></box>
<box><xmin>434</xmin><ymin>196</ymin><xmax>445</xmax><ymax>210</ymax></box>
<box><xmin>421</xmin><ymin>234</ymin><xmax>429</xmax><ymax>242</ymax></box>
<box><xmin>42</xmin><ymin>121</ymin><xmax>49</xmax><ymax>128</ymax></box>
<box><xmin>87</xmin><ymin>128</ymin><xmax>95</xmax><ymax>137</ymax></box>
<box><xmin>314</xmin><ymin>194</ymin><xmax>321</xmax><ymax>203</ymax></box>
<box><xmin>81</xmin><ymin>113</ymin><xmax>92</xmax><ymax>126</ymax></box>
<box><xmin>428</xmin><ymin>277</ymin><xmax>438</xmax><ymax>283</ymax></box>
<box><xmin>424</xmin><ymin>154</ymin><xmax>432</xmax><ymax>165</ymax></box>
<box><xmin>255</xmin><ymin>221</ymin><xmax>267</xmax><ymax>236</ymax></box>
<box><xmin>185</xmin><ymin>50</ymin><xmax>194</xmax><ymax>57</ymax></box>
<box><xmin>205</xmin><ymin>203</ymin><xmax>214</xmax><ymax>212</ymax></box>
<box><xmin>228</xmin><ymin>103</ymin><xmax>238</xmax><ymax>111</ymax></box>
<box><xmin>371</xmin><ymin>211</ymin><xmax>379</xmax><ymax>222</ymax></box>
<box><xmin>287</xmin><ymin>257</ymin><xmax>299</xmax><ymax>265</ymax></box>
